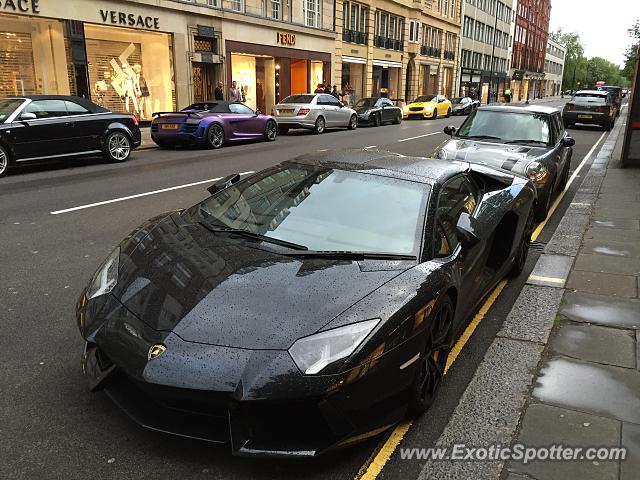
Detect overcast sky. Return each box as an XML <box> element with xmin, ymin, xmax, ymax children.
<box><xmin>549</xmin><ymin>0</ymin><xmax>640</xmax><ymax>67</ymax></box>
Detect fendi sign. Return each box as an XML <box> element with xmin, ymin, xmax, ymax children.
<box><xmin>0</xmin><ymin>0</ymin><xmax>40</xmax><ymax>14</ymax></box>
<box><xmin>277</xmin><ymin>32</ymin><xmax>296</xmax><ymax>46</ymax></box>
<box><xmin>99</xmin><ymin>9</ymin><xmax>160</xmax><ymax>30</ymax></box>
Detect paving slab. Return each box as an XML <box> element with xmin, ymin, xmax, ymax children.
<box><xmin>566</xmin><ymin>270</ymin><xmax>637</xmax><ymax>298</ymax></box>
<box><xmin>591</xmin><ymin>218</ymin><xmax>640</xmax><ymax>230</ymax></box>
<box><xmin>550</xmin><ymin>322</ymin><xmax>636</xmax><ymax>368</ymax></box>
<box><xmin>533</xmin><ymin>356</ymin><xmax>640</xmax><ymax>424</ymax></box>
<box><xmin>581</xmin><ymin>239</ymin><xmax>640</xmax><ymax>258</ymax></box>
<box><xmin>498</xmin><ymin>285</ymin><xmax>563</xmax><ymax>344</ymax></box>
<box><xmin>507</xmin><ymin>403</ymin><xmax>620</xmax><ymax>480</ymax></box>
<box><xmin>527</xmin><ymin>255</ymin><xmax>574</xmax><ymax>288</ymax></box>
<box><xmin>573</xmin><ymin>253</ymin><xmax>640</xmax><ymax>276</ymax></box>
<box><xmin>621</xmin><ymin>422</ymin><xmax>640</xmax><ymax>480</ymax></box>
<box><xmin>559</xmin><ymin>291</ymin><xmax>640</xmax><ymax>329</ymax></box>
<box><xmin>593</xmin><ymin>206</ymin><xmax>640</xmax><ymax>219</ymax></box>
<box><xmin>584</xmin><ymin>227</ymin><xmax>640</xmax><ymax>243</ymax></box>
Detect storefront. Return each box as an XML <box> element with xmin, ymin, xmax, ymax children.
<box><xmin>371</xmin><ymin>61</ymin><xmax>401</xmax><ymax>100</ymax></box>
<box><xmin>341</xmin><ymin>56</ymin><xmax>366</xmax><ymax>106</ymax></box>
<box><xmin>459</xmin><ymin>68</ymin><xmax>482</xmax><ymax>100</ymax></box>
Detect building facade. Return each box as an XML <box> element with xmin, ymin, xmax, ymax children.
<box><xmin>543</xmin><ymin>38</ymin><xmax>565</xmax><ymax>96</ymax></box>
<box><xmin>335</xmin><ymin>0</ymin><xmax>461</xmax><ymax>106</ymax></box>
<box><xmin>509</xmin><ymin>0</ymin><xmax>551</xmax><ymax>102</ymax></box>
<box><xmin>0</xmin><ymin>0</ymin><xmax>335</xmax><ymax>120</ymax></box>
<box><xmin>458</xmin><ymin>0</ymin><xmax>515</xmax><ymax>104</ymax></box>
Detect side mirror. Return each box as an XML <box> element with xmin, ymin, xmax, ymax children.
<box><xmin>339</xmin><ymin>102</ymin><xmax>345</xmax><ymax>108</ymax></box>
<box><xmin>207</xmin><ymin>173</ymin><xmax>241</xmax><ymax>195</ymax></box>
<box><xmin>444</xmin><ymin>125</ymin><xmax>457</xmax><ymax>136</ymax></box>
<box><xmin>19</xmin><ymin>112</ymin><xmax>37</xmax><ymax>121</ymax></box>
<box><xmin>456</xmin><ymin>212</ymin><xmax>480</xmax><ymax>250</ymax></box>
<box><xmin>561</xmin><ymin>136</ymin><xmax>575</xmax><ymax>147</ymax></box>
<box><xmin>255</xmin><ymin>109</ymin><xmax>261</xmax><ymax>116</ymax></box>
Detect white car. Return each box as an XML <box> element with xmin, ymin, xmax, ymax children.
<box><xmin>274</xmin><ymin>94</ymin><xmax>358</xmax><ymax>134</ymax></box>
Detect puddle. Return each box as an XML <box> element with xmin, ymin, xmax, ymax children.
<box><xmin>560</xmin><ymin>292</ymin><xmax>640</xmax><ymax>328</ymax></box>
<box><xmin>534</xmin><ymin>356</ymin><xmax>640</xmax><ymax>424</ymax></box>
<box><xmin>592</xmin><ymin>246</ymin><xmax>629</xmax><ymax>257</ymax></box>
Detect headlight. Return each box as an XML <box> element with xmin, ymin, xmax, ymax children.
<box><xmin>435</xmin><ymin>148</ymin><xmax>448</xmax><ymax>160</ymax></box>
<box><xmin>288</xmin><ymin>319</ymin><xmax>380</xmax><ymax>374</ymax></box>
<box><xmin>525</xmin><ymin>161</ymin><xmax>549</xmax><ymax>182</ymax></box>
<box><xmin>86</xmin><ymin>247</ymin><xmax>120</xmax><ymax>300</ymax></box>
<box><xmin>403</xmin><ymin>105</ymin><xmax>409</xmax><ymax>112</ymax></box>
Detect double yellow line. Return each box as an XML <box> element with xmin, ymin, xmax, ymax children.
<box><xmin>354</xmin><ymin>130</ymin><xmax>607</xmax><ymax>480</ymax></box>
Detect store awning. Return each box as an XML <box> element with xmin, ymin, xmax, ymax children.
<box><xmin>342</xmin><ymin>56</ymin><xmax>367</xmax><ymax>64</ymax></box>
<box><xmin>372</xmin><ymin>60</ymin><xmax>402</xmax><ymax>68</ymax></box>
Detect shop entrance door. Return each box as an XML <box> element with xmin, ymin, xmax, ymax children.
<box><xmin>192</xmin><ymin>63</ymin><xmax>217</xmax><ymax>102</ymax></box>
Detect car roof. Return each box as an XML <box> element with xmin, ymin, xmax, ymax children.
<box><xmin>290</xmin><ymin>149</ymin><xmax>469</xmax><ymax>185</ymax></box>
<box><xmin>6</xmin><ymin>95</ymin><xmax>108</xmax><ymax>113</ymax></box>
<box><xmin>477</xmin><ymin>104</ymin><xmax>558</xmax><ymax>115</ymax></box>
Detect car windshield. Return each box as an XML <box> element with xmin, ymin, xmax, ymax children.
<box><xmin>355</xmin><ymin>98</ymin><xmax>377</xmax><ymax>108</ymax></box>
<box><xmin>0</xmin><ymin>98</ymin><xmax>24</xmax><ymax>122</ymax></box>
<box><xmin>192</xmin><ymin>164</ymin><xmax>428</xmax><ymax>256</ymax></box>
<box><xmin>414</xmin><ymin>95</ymin><xmax>436</xmax><ymax>103</ymax></box>
<box><xmin>452</xmin><ymin>97</ymin><xmax>466</xmax><ymax>104</ymax></box>
<box><xmin>281</xmin><ymin>95</ymin><xmax>315</xmax><ymax>104</ymax></box>
<box><xmin>457</xmin><ymin>110</ymin><xmax>550</xmax><ymax>145</ymax></box>
<box><xmin>574</xmin><ymin>94</ymin><xmax>607</xmax><ymax>103</ymax></box>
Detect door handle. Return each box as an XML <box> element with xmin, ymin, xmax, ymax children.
<box><xmin>64</xmin><ymin>121</ymin><xmax>75</xmax><ymax>127</ymax></box>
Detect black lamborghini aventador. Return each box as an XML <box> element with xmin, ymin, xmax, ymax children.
<box><xmin>76</xmin><ymin>149</ymin><xmax>536</xmax><ymax>457</ymax></box>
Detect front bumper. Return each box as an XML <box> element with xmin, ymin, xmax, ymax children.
<box><xmin>403</xmin><ymin>109</ymin><xmax>432</xmax><ymax>118</ymax></box>
<box><xmin>77</xmin><ymin>291</ymin><xmax>417</xmax><ymax>457</ymax></box>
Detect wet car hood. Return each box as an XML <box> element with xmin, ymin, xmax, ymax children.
<box><xmin>437</xmin><ymin>138</ymin><xmax>549</xmax><ymax>176</ymax></box>
<box><xmin>354</xmin><ymin>105</ymin><xmax>376</xmax><ymax>114</ymax></box>
<box><xmin>111</xmin><ymin>215</ymin><xmax>407</xmax><ymax>350</ymax></box>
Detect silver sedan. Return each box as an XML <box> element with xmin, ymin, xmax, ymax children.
<box><xmin>274</xmin><ymin>94</ymin><xmax>358</xmax><ymax>134</ymax></box>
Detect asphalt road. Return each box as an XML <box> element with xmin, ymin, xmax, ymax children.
<box><xmin>0</xmin><ymin>100</ymin><xmax>608</xmax><ymax>480</ymax></box>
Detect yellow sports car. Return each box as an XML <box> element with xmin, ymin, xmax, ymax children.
<box><xmin>403</xmin><ymin>94</ymin><xmax>452</xmax><ymax>119</ymax></box>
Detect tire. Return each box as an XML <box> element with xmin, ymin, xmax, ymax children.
<box><xmin>207</xmin><ymin>123</ymin><xmax>225</xmax><ymax>149</ymax></box>
<box><xmin>313</xmin><ymin>116</ymin><xmax>325</xmax><ymax>134</ymax></box>
<box><xmin>563</xmin><ymin>121</ymin><xmax>571</xmax><ymax>129</ymax></box>
<box><xmin>0</xmin><ymin>144</ymin><xmax>10</xmax><ymax>178</ymax></box>
<box><xmin>348</xmin><ymin>114</ymin><xmax>358</xmax><ymax>130</ymax></box>
<box><xmin>393</xmin><ymin>112</ymin><xmax>402</xmax><ymax>124</ymax></box>
<box><xmin>103</xmin><ymin>131</ymin><xmax>132</xmax><ymax>163</ymax></box>
<box><xmin>509</xmin><ymin>208</ymin><xmax>535</xmax><ymax>278</ymax></box>
<box><xmin>264</xmin><ymin>120</ymin><xmax>278</xmax><ymax>141</ymax></box>
<box><xmin>431</xmin><ymin>108</ymin><xmax>438</xmax><ymax>120</ymax></box>
<box><xmin>407</xmin><ymin>296</ymin><xmax>454</xmax><ymax>416</ymax></box>
<box><xmin>446</xmin><ymin>108</ymin><xmax>451</xmax><ymax>118</ymax></box>
<box><xmin>534</xmin><ymin>180</ymin><xmax>555</xmax><ymax>221</ymax></box>
<box><xmin>278</xmin><ymin>126</ymin><xmax>289</xmax><ymax>135</ymax></box>
<box><xmin>604</xmin><ymin>119</ymin><xmax>612</xmax><ymax>131</ymax></box>
<box><xmin>557</xmin><ymin>161</ymin><xmax>570</xmax><ymax>191</ymax></box>
<box><xmin>373</xmin><ymin>113</ymin><xmax>381</xmax><ymax>127</ymax></box>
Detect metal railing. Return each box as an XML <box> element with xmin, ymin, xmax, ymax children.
<box><xmin>374</xmin><ymin>36</ymin><xmax>403</xmax><ymax>51</ymax></box>
<box><xmin>420</xmin><ymin>45</ymin><xmax>441</xmax><ymax>57</ymax></box>
<box><xmin>342</xmin><ymin>29</ymin><xmax>368</xmax><ymax>45</ymax></box>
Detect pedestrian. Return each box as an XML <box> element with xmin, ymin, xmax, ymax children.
<box><xmin>504</xmin><ymin>87</ymin><xmax>512</xmax><ymax>103</ymax></box>
<box><xmin>229</xmin><ymin>80</ymin><xmax>240</xmax><ymax>102</ymax></box>
<box><xmin>324</xmin><ymin>82</ymin><xmax>331</xmax><ymax>94</ymax></box>
<box><xmin>314</xmin><ymin>83</ymin><xmax>325</xmax><ymax>93</ymax></box>
<box><xmin>331</xmin><ymin>85</ymin><xmax>340</xmax><ymax>100</ymax></box>
<box><xmin>214</xmin><ymin>81</ymin><xmax>224</xmax><ymax>100</ymax></box>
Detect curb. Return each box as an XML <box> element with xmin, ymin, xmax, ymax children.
<box><xmin>416</xmin><ymin>117</ymin><xmax>626</xmax><ymax>479</ymax></box>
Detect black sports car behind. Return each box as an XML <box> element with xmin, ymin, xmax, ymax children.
<box><xmin>77</xmin><ymin>150</ymin><xmax>535</xmax><ymax>457</ymax></box>
<box><xmin>354</xmin><ymin>97</ymin><xmax>403</xmax><ymax>126</ymax></box>
<box><xmin>0</xmin><ymin>95</ymin><xmax>141</xmax><ymax>177</ymax></box>
<box><xmin>451</xmin><ymin>97</ymin><xmax>480</xmax><ymax>115</ymax></box>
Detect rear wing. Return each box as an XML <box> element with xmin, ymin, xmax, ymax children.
<box><xmin>152</xmin><ymin>111</ymin><xmax>203</xmax><ymax>118</ymax></box>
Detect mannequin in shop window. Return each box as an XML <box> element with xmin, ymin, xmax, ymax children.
<box><xmin>133</xmin><ymin>64</ymin><xmax>150</xmax><ymax>119</ymax></box>
<box><xmin>121</xmin><ymin>63</ymin><xmax>140</xmax><ymax>116</ymax></box>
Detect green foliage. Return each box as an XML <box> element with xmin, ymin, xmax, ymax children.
<box><xmin>622</xmin><ymin>20</ymin><xmax>640</xmax><ymax>83</ymax></box>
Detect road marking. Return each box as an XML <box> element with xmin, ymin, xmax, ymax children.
<box><xmin>528</xmin><ymin>275</ymin><xmax>565</xmax><ymax>284</ymax></box>
<box><xmin>531</xmin><ymin>130</ymin><xmax>606</xmax><ymax>239</ymax></box>
<box><xmin>397</xmin><ymin>132</ymin><xmax>440</xmax><ymax>143</ymax></box>
<box><xmin>364</xmin><ymin>145</ymin><xmax>378</xmax><ymax>149</ymax></box>
<box><xmin>50</xmin><ymin>171</ymin><xmax>255</xmax><ymax>215</ymax></box>
<box><xmin>354</xmin><ymin>130</ymin><xmax>608</xmax><ymax>479</ymax></box>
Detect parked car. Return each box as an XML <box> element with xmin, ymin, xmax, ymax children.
<box><xmin>562</xmin><ymin>90</ymin><xmax>616</xmax><ymax>130</ymax></box>
<box><xmin>596</xmin><ymin>85</ymin><xmax>622</xmax><ymax>116</ymax></box>
<box><xmin>76</xmin><ymin>149</ymin><xmax>535</xmax><ymax>457</ymax></box>
<box><xmin>403</xmin><ymin>94</ymin><xmax>452</xmax><ymax>119</ymax></box>
<box><xmin>151</xmin><ymin>101</ymin><xmax>277</xmax><ymax>149</ymax></box>
<box><xmin>274</xmin><ymin>94</ymin><xmax>358</xmax><ymax>134</ymax></box>
<box><xmin>451</xmin><ymin>97</ymin><xmax>480</xmax><ymax>115</ymax></box>
<box><xmin>435</xmin><ymin>104</ymin><xmax>574</xmax><ymax>220</ymax></box>
<box><xmin>353</xmin><ymin>97</ymin><xmax>403</xmax><ymax>126</ymax></box>
<box><xmin>0</xmin><ymin>95</ymin><xmax>140</xmax><ymax>178</ymax></box>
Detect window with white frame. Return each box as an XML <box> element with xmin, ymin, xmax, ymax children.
<box><xmin>444</xmin><ymin>0</ymin><xmax>449</xmax><ymax>16</ymax></box>
<box><xmin>304</xmin><ymin>0</ymin><xmax>320</xmax><ymax>28</ymax></box>
<box><xmin>207</xmin><ymin>0</ymin><xmax>218</xmax><ymax>6</ymax></box>
<box><xmin>451</xmin><ymin>0</ymin><xmax>456</xmax><ymax>19</ymax></box>
<box><xmin>228</xmin><ymin>0</ymin><xmax>243</xmax><ymax>12</ymax></box>
<box><xmin>270</xmin><ymin>0</ymin><xmax>280</xmax><ymax>19</ymax></box>
<box><xmin>409</xmin><ymin>20</ymin><xmax>421</xmax><ymax>43</ymax></box>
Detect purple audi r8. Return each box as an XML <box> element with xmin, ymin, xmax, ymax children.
<box><xmin>151</xmin><ymin>101</ymin><xmax>278</xmax><ymax>149</ymax></box>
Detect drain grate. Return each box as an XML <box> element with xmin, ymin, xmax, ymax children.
<box><xmin>529</xmin><ymin>240</ymin><xmax>546</xmax><ymax>252</ymax></box>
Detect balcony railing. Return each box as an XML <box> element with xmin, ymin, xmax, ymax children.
<box><xmin>374</xmin><ymin>36</ymin><xmax>403</xmax><ymax>51</ymax></box>
<box><xmin>342</xmin><ymin>29</ymin><xmax>368</xmax><ymax>45</ymax></box>
<box><xmin>444</xmin><ymin>50</ymin><xmax>455</xmax><ymax>61</ymax></box>
<box><xmin>420</xmin><ymin>45</ymin><xmax>441</xmax><ymax>57</ymax></box>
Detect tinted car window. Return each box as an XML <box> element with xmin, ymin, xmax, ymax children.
<box><xmin>436</xmin><ymin>176</ymin><xmax>478</xmax><ymax>253</ymax></box>
<box><xmin>24</xmin><ymin>100</ymin><xmax>68</xmax><ymax>118</ymax></box>
<box><xmin>229</xmin><ymin>103</ymin><xmax>254</xmax><ymax>114</ymax></box>
<box><xmin>323</xmin><ymin>95</ymin><xmax>341</xmax><ymax>107</ymax></box>
<box><xmin>65</xmin><ymin>101</ymin><xmax>90</xmax><ymax>115</ymax></box>
<box><xmin>457</xmin><ymin>110</ymin><xmax>551</xmax><ymax>145</ymax></box>
<box><xmin>195</xmin><ymin>165</ymin><xmax>429</xmax><ymax>255</ymax></box>
<box><xmin>382</xmin><ymin>99</ymin><xmax>394</xmax><ymax>107</ymax></box>
<box><xmin>184</xmin><ymin>102</ymin><xmax>219</xmax><ymax>111</ymax></box>
<box><xmin>434</xmin><ymin>221</ymin><xmax>452</xmax><ymax>258</ymax></box>
<box><xmin>356</xmin><ymin>98</ymin><xmax>377</xmax><ymax>108</ymax></box>
<box><xmin>574</xmin><ymin>94</ymin><xmax>607</xmax><ymax>103</ymax></box>
<box><xmin>282</xmin><ymin>95</ymin><xmax>315</xmax><ymax>104</ymax></box>
<box><xmin>0</xmin><ymin>99</ymin><xmax>24</xmax><ymax>121</ymax></box>
<box><xmin>414</xmin><ymin>95</ymin><xmax>436</xmax><ymax>102</ymax></box>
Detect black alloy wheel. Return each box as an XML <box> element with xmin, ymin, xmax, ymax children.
<box><xmin>509</xmin><ymin>208</ymin><xmax>535</xmax><ymax>278</ymax></box>
<box><xmin>431</xmin><ymin>108</ymin><xmax>438</xmax><ymax>120</ymax></box>
<box><xmin>373</xmin><ymin>113</ymin><xmax>381</xmax><ymax>127</ymax></box>
<box><xmin>0</xmin><ymin>144</ymin><xmax>9</xmax><ymax>178</ymax></box>
<box><xmin>348</xmin><ymin>114</ymin><xmax>358</xmax><ymax>130</ymax></box>
<box><xmin>264</xmin><ymin>120</ymin><xmax>278</xmax><ymax>141</ymax></box>
<box><xmin>314</xmin><ymin>116</ymin><xmax>325</xmax><ymax>134</ymax></box>
<box><xmin>207</xmin><ymin>124</ymin><xmax>225</xmax><ymax>149</ymax></box>
<box><xmin>534</xmin><ymin>179</ymin><xmax>556</xmax><ymax>221</ymax></box>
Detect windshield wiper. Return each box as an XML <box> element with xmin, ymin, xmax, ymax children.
<box><xmin>281</xmin><ymin>251</ymin><xmax>417</xmax><ymax>261</ymax></box>
<box><xmin>457</xmin><ymin>135</ymin><xmax>503</xmax><ymax>141</ymax></box>
<box><xmin>198</xmin><ymin>221</ymin><xmax>308</xmax><ymax>251</ymax></box>
<box><xmin>504</xmin><ymin>139</ymin><xmax>548</xmax><ymax>145</ymax></box>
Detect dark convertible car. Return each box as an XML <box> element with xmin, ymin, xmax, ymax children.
<box><xmin>354</xmin><ymin>97</ymin><xmax>403</xmax><ymax>126</ymax></box>
<box><xmin>435</xmin><ymin>104</ymin><xmax>574</xmax><ymax>220</ymax></box>
<box><xmin>0</xmin><ymin>96</ymin><xmax>141</xmax><ymax>177</ymax></box>
<box><xmin>76</xmin><ymin>149</ymin><xmax>535</xmax><ymax>457</ymax></box>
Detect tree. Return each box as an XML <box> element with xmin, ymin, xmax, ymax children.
<box><xmin>553</xmin><ymin>31</ymin><xmax>586</xmax><ymax>90</ymax></box>
<box><xmin>622</xmin><ymin>19</ymin><xmax>640</xmax><ymax>83</ymax></box>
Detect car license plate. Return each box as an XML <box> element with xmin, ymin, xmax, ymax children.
<box><xmin>279</xmin><ymin>109</ymin><xmax>294</xmax><ymax>114</ymax></box>
<box><xmin>577</xmin><ymin>114</ymin><xmax>592</xmax><ymax>119</ymax></box>
<box><xmin>162</xmin><ymin>124</ymin><xmax>180</xmax><ymax>130</ymax></box>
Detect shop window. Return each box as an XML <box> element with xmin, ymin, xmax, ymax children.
<box><xmin>84</xmin><ymin>24</ymin><xmax>176</xmax><ymax>121</ymax></box>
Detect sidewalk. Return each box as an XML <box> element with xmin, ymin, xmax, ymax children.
<box><xmin>417</xmin><ymin>115</ymin><xmax>639</xmax><ymax>480</ymax></box>
<box><xmin>139</xmin><ymin>126</ymin><xmax>156</xmax><ymax>150</ymax></box>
